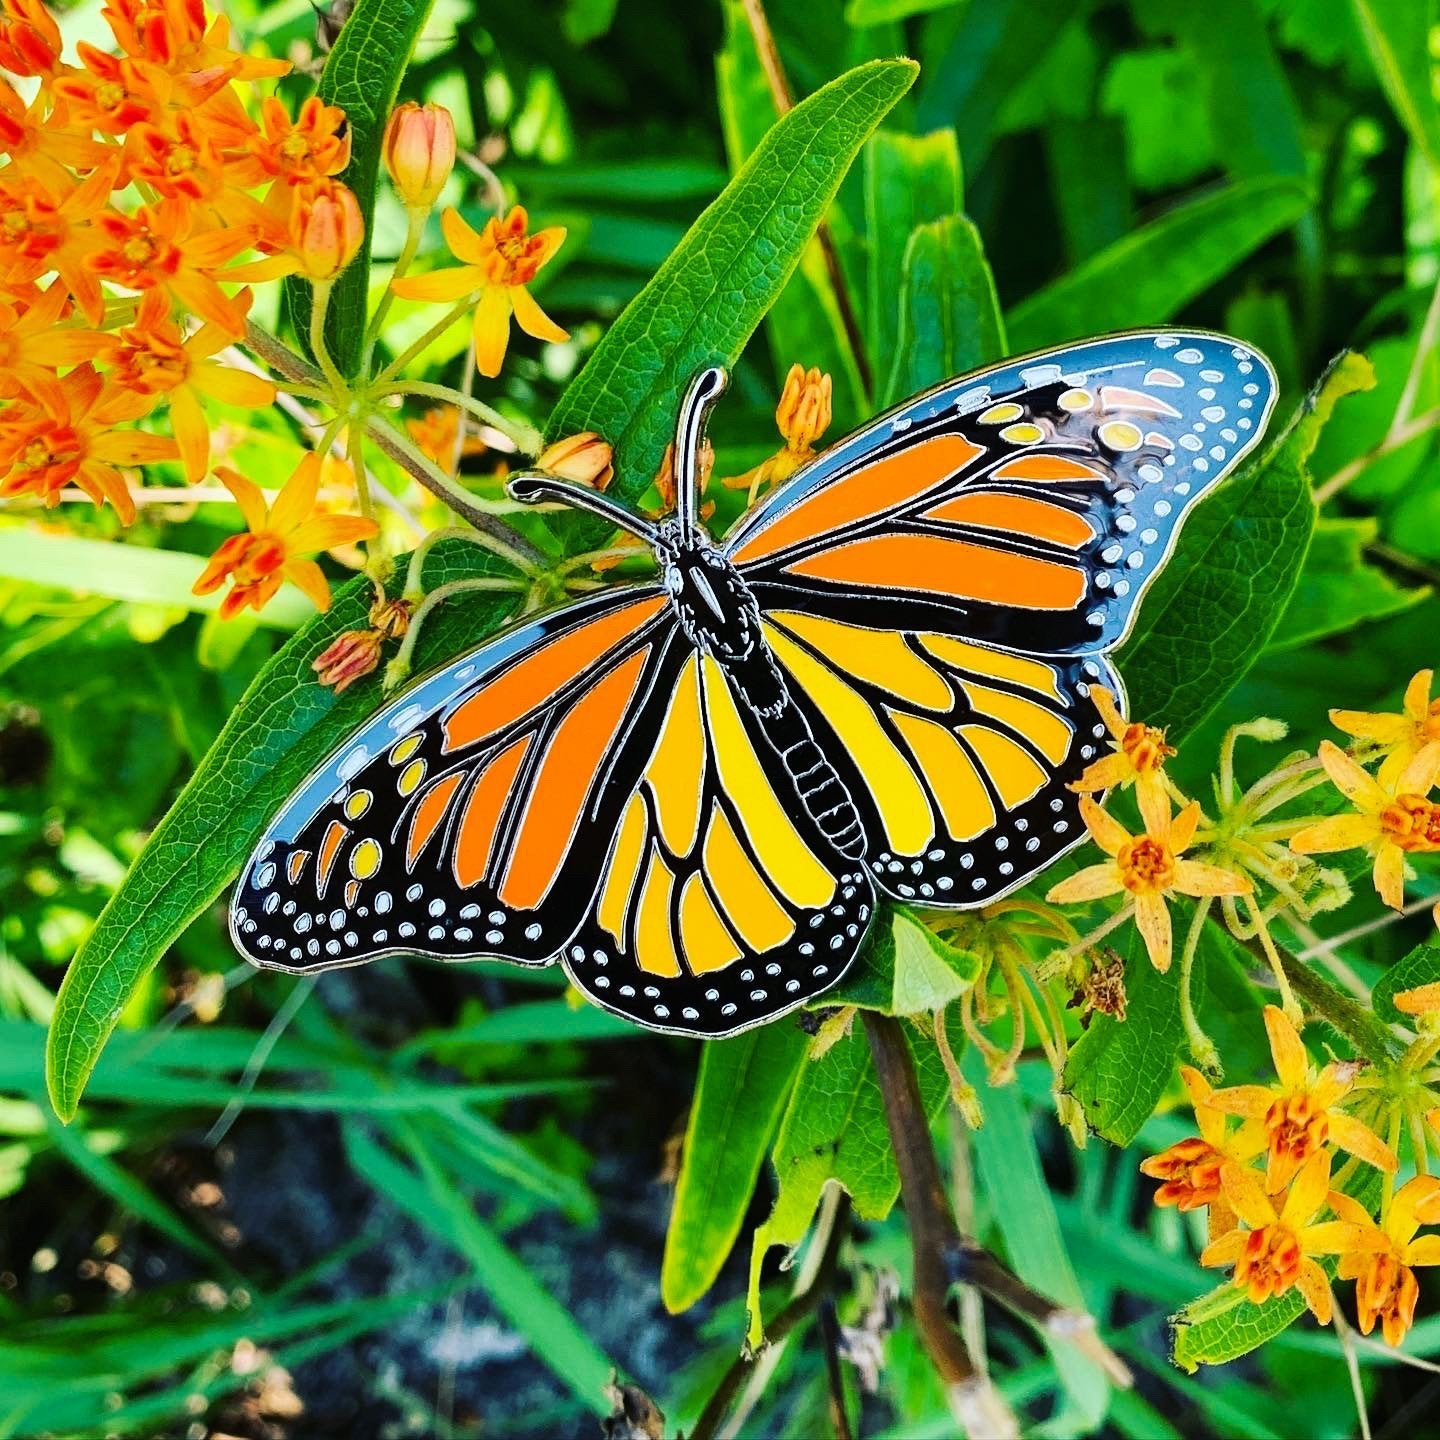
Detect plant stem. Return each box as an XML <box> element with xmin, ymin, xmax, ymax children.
<box><xmin>1179</xmin><ymin>899</ymin><xmax>1221</xmax><ymax>1076</ymax></box>
<box><xmin>365</xmin><ymin>207</ymin><xmax>426</xmax><ymax>364</ymax></box>
<box><xmin>376</xmin><ymin>296</ymin><xmax>478</xmax><ymax>384</ymax></box>
<box><xmin>244</xmin><ymin>320</ymin><xmax>325</xmax><ymax>388</ymax></box>
<box><xmin>384</xmin><ymin>577</ymin><xmax>528</xmax><ymax>690</ymax></box>
<box><xmin>308</xmin><ymin>279</ymin><xmax>348</xmax><ymax>396</ymax></box>
<box><xmin>377</xmin><ymin>378</ymin><xmax>542</xmax><ymax>455</ymax></box>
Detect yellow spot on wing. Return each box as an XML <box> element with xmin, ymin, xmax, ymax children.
<box><xmin>960</xmin><ymin>725</ymin><xmax>1049</xmax><ymax>808</ymax></box>
<box><xmin>702</xmin><ymin>655</ymin><xmax>836</xmax><ymax>909</ymax></box>
<box><xmin>344</xmin><ymin>790</ymin><xmax>371</xmax><ymax>820</ymax></box>
<box><xmin>760</xmin><ymin>628</ymin><xmax>934</xmax><ymax>858</ymax></box>
<box><xmin>920</xmin><ymin>635</ymin><xmax>1064</xmax><ymax>701</ymax></box>
<box><xmin>891</xmin><ymin>713</ymin><xmax>995</xmax><ymax>841</ymax></box>
<box><xmin>979</xmin><ymin>401</ymin><xmax>1023</xmax><ymax>424</ymax></box>
<box><xmin>398</xmin><ymin>758</ymin><xmax>426</xmax><ymax>796</ymax></box>
<box><xmin>703</xmin><ymin>808</ymin><xmax>793</xmax><ymax>953</ymax></box>
<box><xmin>959</xmin><ymin>680</ymin><xmax>1072</xmax><ymax>764</ymax></box>
<box><xmin>349</xmin><ymin>837</ymin><xmax>382</xmax><ymax>879</ymax></box>
<box><xmin>390</xmin><ymin>734</ymin><xmax>422</xmax><ymax>765</ymax></box>
<box><xmin>644</xmin><ymin>653</ymin><xmax>705</xmax><ymax>856</ymax></box>
<box><xmin>598</xmin><ymin>794</ymin><xmax>646</xmax><ymax>951</ymax></box>
<box><xmin>769</xmin><ymin>611</ymin><xmax>951</xmax><ymax>711</ymax></box>
<box><xmin>679</xmin><ymin>871</ymin><xmax>743</xmax><ymax>975</ymax></box>
<box><xmin>635</xmin><ymin>849</ymin><xmax>680</xmax><ymax>977</ymax></box>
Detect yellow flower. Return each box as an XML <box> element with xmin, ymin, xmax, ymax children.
<box><xmin>1139</xmin><ymin>1065</ymin><xmax>1266</xmax><ymax>1236</ymax></box>
<box><xmin>1070</xmin><ymin>686</ymin><xmax>1174</xmax><ymax>818</ymax></box>
<box><xmin>536</xmin><ymin>431</ymin><xmax>614</xmax><ymax>490</ymax></box>
<box><xmin>1045</xmin><ymin>794</ymin><xmax>1250</xmax><ymax>972</ymax></box>
<box><xmin>724</xmin><ymin>363</ymin><xmax>833</xmax><ymax>499</ymax></box>
<box><xmin>193</xmin><ymin>456</ymin><xmax>378</xmax><ymax>619</ymax></box>
<box><xmin>1208</xmin><ymin>1005</ymin><xmax>1397</xmax><ymax>1193</ymax></box>
<box><xmin>1330</xmin><ymin>1176</ymin><xmax>1440</xmax><ymax>1346</ymax></box>
<box><xmin>1290</xmin><ymin>739</ymin><xmax>1440</xmax><ymax>910</ymax></box>
<box><xmin>1332</xmin><ymin>670</ymin><xmax>1440</xmax><ymax>790</ymax></box>
<box><xmin>1200</xmin><ymin>1151</ymin><xmax>1384</xmax><ymax>1320</ymax></box>
<box><xmin>389</xmin><ymin>205</ymin><xmax>567</xmax><ymax>377</ymax></box>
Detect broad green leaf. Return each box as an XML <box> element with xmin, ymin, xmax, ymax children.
<box><xmin>1372</xmin><ymin>939</ymin><xmax>1440</xmax><ymax>1024</ymax></box>
<box><xmin>1046</xmin><ymin>118</ymin><xmax>1134</xmax><ymax>262</ymax></box>
<box><xmin>0</xmin><ymin>529</ymin><xmax>311</xmax><ymax>630</ymax></box>
<box><xmin>745</xmin><ymin>1016</ymin><xmax>953</xmax><ymax>1348</ymax></box>
<box><xmin>1120</xmin><ymin>352</ymin><xmax>1376</xmax><ymax>739</ymax></box>
<box><xmin>846</xmin><ymin>0</ymin><xmax>958</xmax><ymax>21</ymax></box>
<box><xmin>1267</xmin><ymin>517</ymin><xmax>1427</xmax><ymax>652</ymax></box>
<box><xmin>882</xmin><ymin>214</ymin><xmax>1005</xmax><ymax>406</ymax></box>
<box><xmin>1351</xmin><ymin>0</ymin><xmax>1440</xmax><ymax>171</ymax></box>
<box><xmin>551</xmin><ymin>59</ymin><xmax>917</xmax><ymax>516</ymax></box>
<box><xmin>966</xmin><ymin>1050</ymin><xmax>1111</xmax><ymax>1429</ymax></box>
<box><xmin>828</xmin><ymin>907</ymin><xmax>981</xmax><ymax>1015</ymax></box>
<box><xmin>45</xmin><ymin>541</ymin><xmax>520</xmax><ymax>1121</ymax></box>
<box><xmin>661</xmin><ymin>1023</ymin><xmax>809</xmax><ymax>1313</ymax></box>
<box><xmin>1007</xmin><ymin>178</ymin><xmax>1311</xmax><ymax>353</ymax></box>
<box><xmin>286</xmin><ymin>0</ymin><xmax>438</xmax><ymax>375</ymax></box>
<box><xmin>1063</xmin><ymin>928</ymin><xmax>1206</xmax><ymax>1147</ymax></box>
<box><xmin>715</xmin><ymin>2</ymin><xmax>868</xmax><ymax>430</ymax></box>
<box><xmin>864</xmin><ymin>129</ymin><xmax>962</xmax><ymax>387</ymax></box>
<box><xmin>344</xmin><ymin>1121</ymin><xmax>615</xmax><ymax>1410</ymax></box>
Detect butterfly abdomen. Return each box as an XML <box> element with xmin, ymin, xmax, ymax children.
<box><xmin>780</xmin><ymin>735</ymin><xmax>866</xmax><ymax>857</ymax></box>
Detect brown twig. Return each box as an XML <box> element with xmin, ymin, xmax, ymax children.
<box><xmin>737</xmin><ymin>0</ymin><xmax>872</xmax><ymax>399</ymax></box>
<box><xmin>687</xmin><ymin>1195</ymin><xmax>850</xmax><ymax>1440</ymax></box>
<box><xmin>817</xmin><ymin>1299</ymin><xmax>854</xmax><ymax>1440</ymax></box>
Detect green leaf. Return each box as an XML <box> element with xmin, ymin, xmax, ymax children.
<box><xmin>864</xmin><ymin>128</ymin><xmax>962</xmax><ymax>388</ymax></box>
<box><xmin>845</xmin><ymin>0</ymin><xmax>959</xmax><ymax>22</ymax></box>
<box><xmin>1063</xmin><ymin>928</ymin><xmax>1205</xmax><ymax>1147</ymax></box>
<box><xmin>1120</xmin><ymin>352</ymin><xmax>1376</xmax><ymax>739</ymax></box>
<box><xmin>1372</xmin><ymin>939</ymin><xmax>1440</xmax><ymax>1024</ymax></box>
<box><xmin>286</xmin><ymin>0</ymin><xmax>438</xmax><ymax>376</ymax></box>
<box><xmin>1006</xmin><ymin>178</ymin><xmax>1311</xmax><ymax>353</ymax></box>
<box><xmin>828</xmin><ymin>907</ymin><xmax>981</xmax><ymax>1015</ymax></box>
<box><xmin>45</xmin><ymin>541</ymin><xmax>519</xmax><ymax>1122</ymax></box>
<box><xmin>661</xmin><ymin>1023</ymin><xmax>809</xmax><ymax>1313</ymax></box>
<box><xmin>343</xmin><ymin>1121</ymin><xmax>615</xmax><ymax>1411</ymax></box>
<box><xmin>1267</xmin><ymin>517</ymin><xmax>1428</xmax><ymax>652</ymax></box>
<box><xmin>966</xmin><ymin>1050</ymin><xmax>1111</xmax><ymax>1429</ymax></box>
<box><xmin>882</xmin><ymin>213</ymin><xmax>1005</xmax><ymax>406</ymax></box>
<box><xmin>548</xmin><ymin>59</ymin><xmax>917</xmax><ymax>514</ymax></box>
<box><xmin>744</xmin><ymin>1016</ymin><xmax>952</xmax><ymax>1348</ymax></box>
<box><xmin>1351</xmin><ymin>0</ymin><xmax>1440</xmax><ymax>171</ymax></box>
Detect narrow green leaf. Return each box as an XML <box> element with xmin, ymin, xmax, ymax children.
<box><xmin>1373</xmin><ymin>939</ymin><xmax>1440</xmax><ymax>1024</ymax></box>
<box><xmin>661</xmin><ymin>1023</ymin><xmax>809</xmax><ymax>1313</ymax></box>
<box><xmin>287</xmin><ymin>0</ymin><xmax>437</xmax><ymax>375</ymax></box>
<box><xmin>828</xmin><ymin>907</ymin><xmax>981</xmax><ymax>1015</ymax></box>
<box><xmin>1351</xmin><ymin>0</ymin><xmax>1440</xmax><ymax>171</ymax></box>
<box><xmin>1007</xmin><ymin>178</ymin><xmax>1311</xmax><ymax>353</ymax></box>
<box><xmin>344</xmin><ymin>1121</ymin><xmax>614</xmax><ymax>1410</ymax></box>
<box><xmin>1120</xmin><ymin>353</ymin><xmax>1376</xmax><ymax>739</ymax></box>
<box><xmin>1267</xmin><ymin>517</ymin><xmax>1428</xmax><ymax>652</ymax></box>
<box><xmin>882</xmin><ymin>213</ymin><xmax>1004</xmax><ymax>406</ymax></box>
<box><xmin>548</xmin><ymin>59</ymin><xmax>917</xmax><ymax>513</ymax></box>
<box><xmin>864</xmin><ymin>128</ymin><xmax>962</xmax><ymax>384</ymax></box>
<box><xmin>45</xmin><ymin>542</ymin><xmax>519</xmax><ymax>1121</ymax></box>
<box><xmin>966</xmin><ymin>1050</ymin><xmax>1111</xmax><ymax>1428</ymax></box>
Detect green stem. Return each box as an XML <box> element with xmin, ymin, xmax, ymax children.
<box><xmin>1179</xmin><ymin>899</ymin><xmax>1220</xmax><ymax>1077</ymax></box>
<box><xmin>402</xmin><ymin>526</ymin><xmax>519</xmax><ymax>601</ymax></box>
<box><xmin>364</xmin><ymin>207</ymin><xmax>427</xmax><ymax>366</ymax></box>
<box><xmin>376</xmin><ymin>296</ymin><xmax>477</xmax><ymax>384</ymax></box>
<box><xmin>376</xmin><ymin>379</ymin><xmax>543</xmax><ymax>456</ymax></box>
<box><xmin>385</xmin><ymin>576</ymin><xmax>527</xmax><ymax>690</ymax></box>
<box><xmin>308</xmin><ymin>279</ymin><xmax>349</xmax><ymax>397</ymax></box>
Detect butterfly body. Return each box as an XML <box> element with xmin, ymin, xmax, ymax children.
<box><xmin>232</xmin><ymin>331</ymin><xmax>1279</xmax><ymax>1037</ymax></box>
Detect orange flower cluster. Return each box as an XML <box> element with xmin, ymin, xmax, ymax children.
<box><xmin>0</xmin><ymin>0</ymin><xmax>363</xmax><ymax>511</ymax></box>
<box><xmin>1144</xmin><ymin>1006</ymin><xmax>1437</xmax><ymax>1344</ymax></box>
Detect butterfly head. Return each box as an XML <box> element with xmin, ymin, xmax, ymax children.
<box><xmin>659</xmin><ymin>530</ymin><xmax>759</xmax><ymax>661</ymax></box>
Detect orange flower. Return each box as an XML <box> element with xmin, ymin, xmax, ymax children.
<box><xmin>0</xmin><ymin>0</ymin><xmax>63</xmax><ymax>80</ymax></box>
<box><xmin>0</xmin><ymin>365</ymin><xmax>177</xmax><ymax>523</ymax></box>
<box><xmin>1070</xmin><ymin>685</ymin><xmax>1174</xmax><ymax>818</ymax></box>
<box><xmin>1045</xmin><ymin>794</ymin><xmax>1250</xmax><ymax>972</ymax></box>
<box><xmin>390</xmin><ymin>205</ymin><xmax>567</xmax><ymax>377</ymax></box>
<box><xmin>536</xmin><ymin>431</ymin><xmax>614</xmax><ymax>490</ymax></box>
<box><xmin>0</xmin><ymin>76</ymin><xmax>111</xmax><ymax>186</ymax></box>
<box><xmin>0</xmin><ymin>282</ymin><xmax>109</xmax><ymax>398</ymax></box>
<box><xmin>1208</xmin><ymin>1005</ymin><xmax>1397</xmax><ymax>1193</ymax></box>
<box><xmin>1290</xmin><ymin>739</ymin><xmax>1440</xmax><ymax>910</ymax></box>
<box><xmin>232</xmin><ymin>95</ymin><xmax>351</xmax><ymax>199</ymax></box>
<box><xmin>1332</xmin><ymin>670</ymin><xmax>1440</xmax><ymax>790</ymax></box>
<box><xmin>87</xmin><ymin>199</ymin><xmax>255</xmax><ymax>334</ymax></box>
<box><xmin>1330</xmin><ymin>1176</ymin><xmax>1440</xmax><ymax>1346</ymax></box>
<box><xmin>1140</xmin><ymin>1065</ymin><xmax>1265</xmax><ymax>1232</ymax></box>
<box><xmin>51</xmin><ymin>43</ymin><xmax>169</xmax><ymax>134</ymax></box>
<box><xmin>99</xmin><ymin>290</ymin><xmax>275</xmax><ymax>480</ymax></box>
<box><xmin>100</xmin><ymin>0</ymin><xmax>288</xmax><ymax>97</ymax></box>
<box><xmin>121</xmin><ymin>109</ymin><xmax>253</xmax><ymax>222</ymax></box>
<box><xmin>193</xmin><ymin>457</ymin><xmax>377</xmax><ymax>619</ymax></box>
<box><xmin>403</xmin><ymin>405</ymin><xmax>487</xmax><ymax>474</ymax></box>
<box><xmin>725</xmin><ymin>364</ymin><xmax>834</xmax><ymax>498</ymax></box>
<box><xmin>383</xmin><ymin>101</ymin><xmax>456</xmax><ymax>210</ymax></box>
<box><xmin>1200</xmin><ymin>1151</ymin><xmax>1384</xmax><ymax>1321</ymax></box>
<box><xmin>234</xmin><ymin>179</ymin><xmax>364</xmax><ymax>284</ymax></box>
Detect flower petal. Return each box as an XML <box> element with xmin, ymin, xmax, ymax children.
<box><xmin>1220</xmin><ymin>1163</ymin><xmax>1276</xmax><ymax>1229</ymax></box>
<box><xmin>1324</xmin><ymin>1189</ymin><xmax>1374</xmax><ymax>1228</ymax></box>
<box><xmin>1330</xmin><ymin>707</ymin><xmax>1411</xmax><ymax>744</ymax></box>
<box><xmin>471</xmin><ymin>284</ymin><xmax>512</xmax><ymax>378</ymax></box>
<box><xmin>1405</xmin><ymin>669</ymin><xmax>1434</xmax><ymax>721</ymax></box>
<box><xmin>1279</xmin><ymin>1149</ymin><xmax>1331</xmax><ymax>1227</ymax></box>
<box><xmin>216</xmin><ymin>466</ymin><xmax>268</xmax><ymax>531</ymax></box>
<box><xmin>1289</xmin><ymin>813</ymin><xmax>1380</xmax><ymax>855</ymax></box>
<box><xmin>1045</xmin><ymin>864</ymin><xmax>1124</xmax><ymax>904</ymax></box>
<box><xmin>1404</xmin><ymin>1235</ymin><xmax>1440</xmax><ymax>1267</ymax></box>
<box><xmin>270</xmin><ymin>452</ymin><xmax>322</xmax><ymax>536</ymax></box>
<box><xmin>283</xmin><ymin>556</ymin><xmax>332</xmax><ymax>612</ymax></box>
<box><xmin>1207</xmin><ymin>1084</ymin><xmax>1274</xmax><ymax>1119</ymax></box>
<box><xmin>1295</xmin><ymin>1258</ymin><xmax>1333</xmax><ymax>1325</ymax></box>
<box><xmin>1134</xmin><ymin>890</ymin><xmax>1172</xmax><ymax>972</ymax></box>
<box><xmin>1091</xmin><ymin>685</ymin><xmax>1125</xmax><ymax>741</ymax></box>
<box><xmin>1398</xmin><ymin>739</ymin><xmax>1440</xmax><ymax>796</ymax></box>
<box><xmin>1317</xmin><ymin>739</ymin><xmax>1387</xmax><ymax>810</ymax></box>
<box><xmin>1373</xmin><ymin>842</ymin><xmax>1406</xmax><ymax>911</ymax></box>
<box><xmin>1301</xmin><ymin>1220</ymin><xmax>1384</xmax><ymax>1255</ymax></box>
<box><xmin>1070</xmin><ymin>752</ymin><xmax>1131</xmax><ymax>793</ymax></box>
<box><xmin>509</xmin><ymin>284</ymin><xmax>569</xmax><ymax>344</ymax></box>
<box><xmin>1263</xmin><ymin>1004</ymin><xmax>1309</xmax><ymax>1090</ymax></box>
<box><xmin>391</xmin><ymin>265</ymin><xmax>484</xmax><ymax>303</ymax></box>
<box><xmin>1328</xmin><ymin>1112</ymin><xmax>1398</xmax><ymax>1174</ymax></box>
<box><xmin>288</xmin><ymin>513</ymin><xmax>380</xmax><ymax>551</ymax></box>
<box><xmin>167</xmin><ymin>384</ymin><xmax>210</xmax><ymax>482</ymax></box>
<box><xmin>440</xmin><ymin>206</ymin><xmax>488</xmax><ymax>265</ymax></box>
<box><xmin>1138</xmin><ymin>782</ymin><xmax>1174</xmax><ymax>841</ymax></box>
<box><xmin>1078</xmin><ymin>796</ymin><xmax>1130</xmax><ymax>857</ymax></box>
<box><xmin>192</xmin><ymin>362</ymin><xmax>276</xmax><ymax>408</ymax></box>
<box><xmin>1199</xmin><ymin>1230</ymin><xmax>1246</xmax><ymax>1269</ymax></box>
<box><xmin>1174</xmin><ymin>859</ymin><xmax>1252</xmax><ymax>897</ymax></box>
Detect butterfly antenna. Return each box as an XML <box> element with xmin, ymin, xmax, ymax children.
<box><xmin>675</xmin><ymin>366</ymin><xmax>728</xmax><ymax>538</ymax></box>
<box><xmin>506</xmin><ymin>471</ymin><xmax>661</xmax><ymax>544</ymax></box>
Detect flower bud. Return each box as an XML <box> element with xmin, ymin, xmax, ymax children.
<box><xmin>368</xmin><ymin>595</ymin><xmax>412</xmax><ymax>640</ymax></box>
<box><xmin>775</xmin><ymin>363</ymin><xmax>832</xmax><ymax>454</ymax></box>
<box><xmin>289</xmin><ymin>181</ymin><xmax>364</xmax><ymax>282</ymax></box>
<box><xmin>537</xmin><ymin>431</ymin><xmax>614</xmax><ymax>491</ymax></box>
<box><xmin>383</xmin><ymin>101</ymin><xmax>456</xmax><ymax>210</ymax></box>
<box><xmin>313</xmin><ymin>628</ymin><xmax>384</xmax><ymax>693</ymax></box>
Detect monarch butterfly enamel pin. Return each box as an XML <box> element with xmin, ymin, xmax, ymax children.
<box><xmin>231</xmin><ymin>331</ymin><xmax>1278</xmax><ymax>1037</ymax></box>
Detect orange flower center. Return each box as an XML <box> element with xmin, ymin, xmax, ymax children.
<box><xmin>95</xmin><ymin>81</ymin><xmax>127</xmax><ymax>112</ymax></box>
<box><xmin>279</xmin><ymin>131</ymin><xmax>311</xmax><ymax>163</ymax></box>
<box><xmin>1116</xmin><ymin>835</ymin><xmax>1176</xmax><ymax>893</ymax></box>
<box><xmin>1263</xmin><ymin>1090</ymin><xmax>1328</xmax><ymax>1164</ymax></box>
<box><xmin>1379</xmin><ymin>795</ymin><xmax>1440</xmax><ymax>851</ymax></box>
<box><xmin>230</xmin><ymin>534</ymin><xmax>287</xmax><ymax>585</ymax></box>
<box><xmin>1143</xmin><ymin>1137</ymin><xmax>1224</xmax><ymax>1210</ymax></box>
<box><xmin>1235</xmin><ymin>1223</ymin><xmax>1303</xmax><ymax>1304</ymax></box>
<box><xmin>1120</xmin><ymin>721</ymin><xmax>1174</xmax><ymax>773</ymax></box>
<box><xmin>166</xmin><ymin>144</ymin><xmax>198</xmax><ymax>176</ymax></box>
<box><xmin>122</xmin><ymin>233</ymin><xmax>159</xmax><ymax>267</ymax></box>
<box><xmin>1355</xmin><ymin>1252</ymin><xmax>1419</xmax><ymax>1344</ymax></box>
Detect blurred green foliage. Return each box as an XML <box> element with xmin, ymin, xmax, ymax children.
<box><xmin>5</xmin><ymin>0</ymin><xmax>1440</xmax><ymax>1436</ymax></box>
